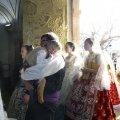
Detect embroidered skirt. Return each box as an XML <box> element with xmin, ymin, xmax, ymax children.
<box><xmin>7</xmin><ymin>87</ymin><xmax>28</xmax><ymax>120</ymax></box>
<box><xmin>65</xmin><ymin>77</ymin><xmax>116</xmax><ymax>120</ymax></box>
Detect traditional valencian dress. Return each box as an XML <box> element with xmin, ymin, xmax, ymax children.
<box><xmin>102</xmin><ymin>51</ymin><xmax>120</xmax><ymax>107</ymax></box>
<box><xmin>55</xmin><ymin>54</ymin><xmax>81</xmax><ymax>120</ymax></box>
<box><xmin>60</xmin><ymin>54</ymin><xmax>81</xmax><ymax>104</ymax></box>
<box><xmin>66</xmin><ymin>53</ymin><xmax>116</xmax><ymax>120</ymax></box>
<box><xmin>108</xmin><ymin>64</ymin><xmax>120</xmax><ymax>105</ymax></box>
<box><xmin>7</xmin><ymin>47</ymin><xmax>50</xmax><ymax>120</ymax></box>
<box><xmin>7</xmin><ymin>61</ymin><xmax>30</xmax><ymax>120</ymax></box>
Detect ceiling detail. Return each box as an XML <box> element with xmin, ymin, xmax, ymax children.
<box><xmin>0</xmin><ymin>0</ymin><xmax>21</xmax><ymax>23</ymax></box>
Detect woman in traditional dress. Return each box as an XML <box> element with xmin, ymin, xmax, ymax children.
<box><xmin>7</xmin><ymin>45</ymin><xmax>33</xmax><ymax>120</ymax></box>
<box><xmin>102</xmin><ymin>50</ymin><xmax>120</xmax><ymax>106</ymax></box>
<box><xmin>65</xmin><ymin>38</ymin><xmax>116</xmax><ymax>120</ymax></box>
<box><xmin>55</xmin><ymin>42</ymin><xmax>82</xmax><ymax>120</ymax></box>
<box><xmin>60</xmin><ymin>42</ymin><xmax>82</xmax><ymax>104</ymax></box>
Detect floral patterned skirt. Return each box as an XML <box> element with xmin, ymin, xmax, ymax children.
<box><xmin>109</xmin><ymin>83</ymin><xmax>120</xmax><ymax>105</ymax></box>
<box><xmin>7</xmin><ymin>87</ymin><xmax>28</xmax><ymax>120</ymax></box>
<box><xmin>92</xmin><ymin>90</ymin><xmax>116</xmax><ymax>120</ymax></box>
<box><xmin>65</xmin><ymin>77</ymin><xmax>116</xmax><ymax>120</ymax></box>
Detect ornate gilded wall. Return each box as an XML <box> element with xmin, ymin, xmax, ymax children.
<box><xmin>23</xmin><ymin>0</ymin><xmax>68</xmax><ymax>47</ymax></box>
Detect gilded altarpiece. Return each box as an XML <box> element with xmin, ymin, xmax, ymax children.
<box><xmin>23</xmin><ymin>0</ymin><xmax>68</xmax><ymax>47</ymax></box>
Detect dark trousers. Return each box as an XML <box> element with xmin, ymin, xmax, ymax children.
<box><xmin>25</xmin><ymin>101</ymin><xmax>58</xmax><ymax>120</ymax></box>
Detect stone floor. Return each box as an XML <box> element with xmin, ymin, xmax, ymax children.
<box><xmin>5</xmin><ymin>105</ymin><xmax>120</xmax><ymax>120</ymax></box>
<box><xmin>7</xmin><ymin>111</ymin><xmax>120</xmax><ymax>120</ymax></box>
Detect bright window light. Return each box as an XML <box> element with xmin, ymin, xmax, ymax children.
<box><xmin>80</xmin><ymin>0</ymin><xmax>120</xmax><ymax>51</ymax></box>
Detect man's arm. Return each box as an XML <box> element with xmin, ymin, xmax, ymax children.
<box><xmin>36</xmin><ymin>49</ymin><xmax>51</xmax><ymax>64</ymax></box>
<box><xmin>21</xmin><ymin>49</ymin><xmax>52</xmax><ymax>80</ymax></box>
<box><xmin>21</xmin><ymin>54</ymin><xmax>65</xmax><ymax>82</ymax></box>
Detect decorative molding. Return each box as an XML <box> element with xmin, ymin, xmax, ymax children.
<box><xmin>0</xmin><ymin>0</ymin><xmax>20</xmax><ymax>22</ymax></box>
<box><xmin>0</xmin><ymin>10</ymin><xmax>10</xmax><ymax>23</ymax></box>
<box><xmin>23</xmin><ymin>0</ymin><xmax>68</xmax><ymax>47</ymax></box>
<box><xmin>0</xmin><ymin>4</ymin><xmax>13</xmax><ymax>23</ymax></box>
<box><xmin>8</xmin><ymin>0</ymin><xmax>16</xmax><ymax>18</ymax></box>
<box><xmin>23</xmin><ymin>1</ymin><xmax>37</xmax><ymax>15</ymax></box>
<box><xmin>0</xmin><ymin>2</ymin><xmax>14</xmax><ymax>19</ymax></box>
<box><xmin>0</xmin><ymin>0</ymin><xmax>22</xmax><ymax>34</ymax></box>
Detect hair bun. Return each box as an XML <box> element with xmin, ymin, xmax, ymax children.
<box><xmin>90</xmin><ymin>37</ymin><xmax>94</xmax><ymax>42</ymax></box>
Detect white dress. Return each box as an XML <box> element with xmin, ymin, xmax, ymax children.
<box><xmin>0</xmin><ymin>91</ymin><xmax>4</xmax><ymax>120</ymax></box>
<box><xmin>59</xmin><ymin>54</ymin><xmax>81</xmax><ymax>104</ymax></box>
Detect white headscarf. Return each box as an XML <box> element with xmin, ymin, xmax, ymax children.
<box><xmin>89</xmin><ymin>37</ymin><xmax>111</xmax><ymax>90</ymax></box>
<box><xmin>68</xmin><ymin>43</ymin><xmax>83</xmax><ymax>85</ymax></box>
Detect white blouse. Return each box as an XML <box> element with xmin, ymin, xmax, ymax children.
<box><xmin>59</xmin><ymin>54</ymin><xmax>82</xmax><ymax>104</ymax></box>
<box><xmin>21</xmin><ymin>50</ymin><xmax>65</xmax><ymax>82</ymax></box>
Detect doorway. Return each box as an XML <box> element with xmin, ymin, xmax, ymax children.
<box><xmin>0</xmin><ymin>0</ymin><xmax>23</xmax><ymax>110</ymax></box>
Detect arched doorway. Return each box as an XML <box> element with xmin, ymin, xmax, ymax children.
<box><xmin>0</xmin><ymin>0</ymin><xmax>23</xmax><ymax>110</ymax></box>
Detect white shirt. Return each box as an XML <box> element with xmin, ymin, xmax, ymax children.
<box><xmin>36</xmin><ymin>49</ymin><xmax>51</xmax><ymax>65</ymax></box>
<box><xmin>21</xmin><ymin>49</ymin><xmax>52</xmax><ymax>81</ymax></box>
<box><xmin>21</xmin><ymin>50</ymin><xmax>65</xmax><ymax>82</ymax></box>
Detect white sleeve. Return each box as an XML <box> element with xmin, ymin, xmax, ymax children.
<box><xmin>21</xmin><ymin>49</ymin><xmax>52</xmax><ymax>80</ymax></box>
<box><xmin>21</xmin><ymin>54</ymin><xmax>65</xmax><ymax>82</ymax></box>
<box><xmin>69</xmin><ymin>57</ymin><xmax>82</xmax><ymax>85</ymax></box>
<box><xmin>21</xmin><ymin>64</ymin><xmax>47</xmax><ymax>80</ymax></box>
<box><xmin>36</xmin><ymin>50</ymin><xmax>51</xmax><ymax>64</ymax></box>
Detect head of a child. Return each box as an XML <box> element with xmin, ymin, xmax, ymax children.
<box><xmin>40</xmin><ymin>32</ymin><xmax>59</xmax><ymax>47</ymax></box>
<box><xmin>46</xmin><ymin>40</ymin><xmax>61</xmax><ymax>55</ymax></box>
<box><xmin>20</xmin><ymin>45</ymin><xmax>34</xmax><ymax>59</ymax></box>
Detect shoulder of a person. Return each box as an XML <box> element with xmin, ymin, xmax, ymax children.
<box><xmin>95</xmin><ymin>53</ymin><xmax>101</xmax><ymax>58</ymax></box>
<box><xmin>72</xmin><ymin>55</ymin><xmax>80</xmax><ymax>62</ymax></box>
<box><xmin>70</xmin><ymin>53</ymin><xmax>78</xmax><ymax>59</ymax></box>
<box><xmin>27</xmin><ymin>47</ymin><xmax>41</xmax><ymax>54</ymax></box>
<box><xmin>74</xmin><ymin>54</ymin><xmax>81</xmax><ymax>58</ymax></box>
<box><xmin>95</xmin><ymin>53</ymin><xmax>105</xmax><ymax>62</ymax></box>
<box><xmin>37</xmin><ymin>47</ymin><xmax>47</xmax><ymax>53</ymax></box>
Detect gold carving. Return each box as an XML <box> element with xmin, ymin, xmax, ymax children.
<box><xmin>23</xmin><ymin>0</ymin><xmax>68</xmax><ymax>48</ymax></box>
<box><xmin>23</xmin><ymin>1</ymin><xmax>37</xmax><ymax>15</ymax></box>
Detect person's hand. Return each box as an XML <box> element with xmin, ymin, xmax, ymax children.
<box><xmin>81</xmin><ymin>68</ymin><xmax>90</xmax><ymax>73</ymax></box>
<box><xmin>49</xmin><ymin>53</ymin><xmax>53</xmax><ymax>58</ymax></box>
<box><xmin>24</xmin><ymin>94</ymin><xmax>30</xmax><ymax>104</ymax></box>
<box><xmin>50</xmin><ymin>49</ymin><xmax>57</xmax><ymax>55</ymax></box>
<box><xmin>24</xmin><ymin>81</ymin><xmax>34</xmax><ymax>91</ymax></box>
